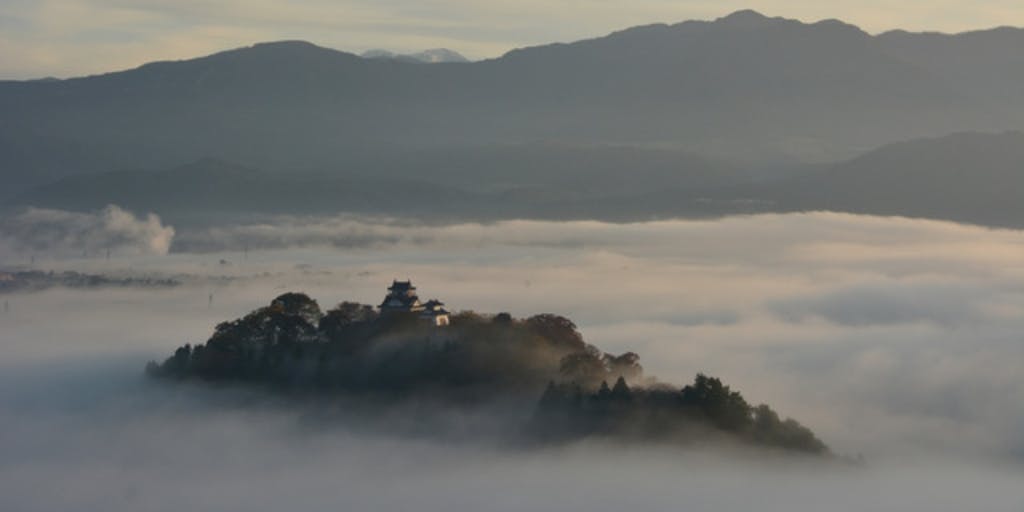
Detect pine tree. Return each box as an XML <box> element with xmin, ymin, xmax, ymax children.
<box><xmin>611</xmin><ymin>376</ymin><xmax>632</xmax><ymax>400</ymax></box>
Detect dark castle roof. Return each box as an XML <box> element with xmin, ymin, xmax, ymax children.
<box><xmin>380</xmin><ymin>279</ymin><xmax>423</xmax><ymax>311</ymax></box>
<box><xmin>421</xmin><ymin>299</ymin><xmax>449</xmax><ymax>315</ymax></box>
<box><xmin>388</xmin><ymin>279</ymin><xmax>415</xmax><ymax>293</ymax></box>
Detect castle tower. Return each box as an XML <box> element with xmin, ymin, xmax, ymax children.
<box><xmin>378</xmin><ymin>279</ymin><xmax>425</xmax><ymax>313</ymax></box>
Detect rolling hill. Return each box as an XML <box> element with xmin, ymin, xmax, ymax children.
<box><xmin>8</xmin><ymin>132</ymin><xmax>1024</xmax><ymax>229</ymax></box>
<box><xmin>756</xmin><ymin>131</ymin><xmax>1024</xmax><ymax>228</ymax></box>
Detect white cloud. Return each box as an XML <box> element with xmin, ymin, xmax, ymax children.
<box><xmin>0</xmin><ymin>205</ymin><xmax>174</xmax><ymax>258</ymax></box>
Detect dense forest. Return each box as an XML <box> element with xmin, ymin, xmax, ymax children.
<box><xmin>147</xmin><ymin>292</ymin><xmax>828</xmax><ymax>454</ymax></box>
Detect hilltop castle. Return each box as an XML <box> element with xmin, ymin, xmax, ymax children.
<box><xmin>379</xmin><ymin>279</ymin><xmax>450</xmax><ymax>326</ymax></box>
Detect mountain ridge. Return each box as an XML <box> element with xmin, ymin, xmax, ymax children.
<box><xmin>6</xmin><ymin>10</ymin><xmax>1024</xmax><ymax>84</ymax></box>
<box><xmin>7</xmin><ymin>131</ymin><xmax>1024</xmax><ymax>229</ymax></box>
<box><xmin>731</xmin><ymin>130</ymin><xmax>1024</xmax><ymax>228</ymax></box>
<box><xmin>2</xmin><ymin>10</ymin><xmax>1023</xmax><ymax>197</ymax></box>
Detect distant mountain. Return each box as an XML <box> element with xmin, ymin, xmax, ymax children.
<box><xmin>361</xmin><ymin>48</ymin><xmax>469</xmax><ymax>63</ymax></box>
<box><xmin>876</xmin><ymin>27</ymin><xmax>1024</xmax><ymax>105</ymax></box>
<box><xmin>5</xmin><ymin>145</ymin><xmax>744</xmax><ymax>223</ymax></box>
<box><xmin>8</xmin><ymin>132</ymin><xmax>1023</xmax><ymax>228</ymax></box>
<box><xmin>755</xmin><ymin>131</ymin><xmax>1024</xmax><ymax>228</ymax></box>
<box><xmin>2</xmin><ymin>11</ymin><xmax>1023</xmax><ymax>196</ymax></box>
<box><xmin>5</xmin><ymin>158</ymin><xmax>476</xmax><ymax>223</ymax></box>
<box><xmin>362</xmin><ymin>143</ymin><xmax>743</xmax><ymax>194</ymax></box>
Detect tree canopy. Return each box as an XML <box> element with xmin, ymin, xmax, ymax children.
<box><xmin>146</xmin><ymin>291</ymin><xmax>829</xmax><ymax>455</ymax></box>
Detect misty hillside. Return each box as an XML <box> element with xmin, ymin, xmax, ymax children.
<box><xmin>752</xmin><ymin>131</ymin><xmax>1024</xmax><ymax>228</ymax></box>
<box><xmin>7</xmin><ymin>130</ymin><xmax>1024</xmax><ymax>228</ymax></box>
<box><xmin>8</xmin><ymin>132</ymin><xmax>1024</xmax><ymax>228</ymax></box>
<box><xmin>6</xmin><ymin>145</ymin><xmax>744</xmax><ymax>222</ymax></box>
<box><xmin>3</xmin><ymin>10</ymin><xmax>1024</xmax><ymax>194</ymax></box>
<box><xmin>5</xmin><ymin>159</ymin><xmax>475</xmax><ymax>221</ymax></box>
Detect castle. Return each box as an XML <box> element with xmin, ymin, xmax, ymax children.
<box><xmin>379</xmin><ymin>279</ymin><xmax>450</xmax><ymax>326</ymax></box>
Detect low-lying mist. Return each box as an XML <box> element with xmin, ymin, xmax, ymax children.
<box><xmin>0</xmin><ymin>205</ymin><xmax>174</xmax><ymax>258</ymax></box>
<box><xmin>2</xmin><ymin>211</ymin><xmax>1023</xmax><ymax>510</ymax></box>
<box><xmin>2</xmin><ymin>357</ymin><xmax>1021</xmax><ymax>511</ymax></box>
<box><xmin>2</xmin><ymin>361</ymin><xmax>1018</xmax><ymax>511</ymax></box>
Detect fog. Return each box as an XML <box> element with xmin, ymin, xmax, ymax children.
<box><xmin>2</xmin><ymin>211</ymin><xmax>1023</xmax><ymax>510</ymax></box>
<box><xmin>0</xmin><ymin>205</ymin><xmax>174</xmax><ymax>259</ymax></box>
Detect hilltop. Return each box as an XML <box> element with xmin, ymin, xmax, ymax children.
<box><xmin>147</xmin><ymin>283</ymin><xmax>829</xmax><ymax>454</ymax></box>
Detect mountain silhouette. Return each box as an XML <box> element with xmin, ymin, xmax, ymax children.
<box><xmin>9</xmin><ymin>131</ymin><xmax>1024</xmax><ymax>229</ymax></box>
<box><xmin>757</xmin><ymin>131</ymin><xmax>1024</xmax><ymax>228</ymax></box>
<box><xmin>2</xmin><ymin>10</ymin><xmax>1022</xmax><ymax>216</ymax></box>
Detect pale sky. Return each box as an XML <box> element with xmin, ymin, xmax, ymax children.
<box><xmin>1</xmin><ymin>0</ymin><xmax>1022</xmax><ymax>79</ymax></box>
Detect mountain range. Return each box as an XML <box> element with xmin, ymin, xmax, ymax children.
<box><xmin>2</xmin><ymin>10</ymin><xmax>1023</xmax><ymax>228</ymax></box>
<box><xmin>10</xmin><ymin>131</ymin><xmax>1024</xmax><ymax>229</ymax></box>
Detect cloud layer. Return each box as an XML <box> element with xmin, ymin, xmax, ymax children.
<box><xmin>2</xmin><ymin>211</ymin><xmax>1023</xmax><ymax>509</ymax></box>
<box><xmin>0</xmin><ymin>205</ymin><xmax>174</xmax><ymax>259</ymax></box>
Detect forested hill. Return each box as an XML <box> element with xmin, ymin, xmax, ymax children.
<box><xmin>147</xmin><ymin>292</ymin><xmax>829</xmax><ymax>455</ymax></box>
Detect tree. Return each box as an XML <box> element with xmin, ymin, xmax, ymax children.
<box><xmin>526</xmin><ymin>314</ymin><xmax>585</xmax><ymax>351</ymax></box>
<box><xmin>558</xmin><ymin>345</ymin><xmax>607</xmax><ymax>385</ymax></box>
<box><xmin>319</xmin><ymin>302</ymin><xmax>378</xmax><ymax>344</ymax></box>
<box><xmin>681</xmin><ymin>374</ymin><xmax>753</xmax><ymax>431</ymax></box>
<box><xmin>271</xmin><ymin>292</ymin><xmax>323</xmax><ymax>325</ymax></box>
<box><xmin>604</xmin><ymin>352</ymin><xmax>643</xmax><ymax>382</ymax></box>
<box><xmin>162</xmin><ymin>343</ymin><xmax>192</xmax><ymax>376</ymax></box>
<box><xmin>751</xmin><ymin>404</ymin><xmax>828</xmax><ymax>454</ymax></box>
<box><xmin>492</xmin><ymin>312</ymin><xmax>513</xmax><ymax>324</ymax></box>
<box><xmin>611</xmin><ymin>376</ymin><xmax>632</xmax><ymax>400</ymax></box>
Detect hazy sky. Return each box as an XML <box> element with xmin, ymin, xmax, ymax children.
<box><xmin>1</xmin><ymin>0</ymin><xmax>1022</xmax><ymax>79</ymax></box>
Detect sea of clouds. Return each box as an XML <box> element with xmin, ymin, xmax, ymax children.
<box><xmin>1</xmin><ymin>210</ymin><xmax>1022</xmax><ymax>510</ymax></box>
